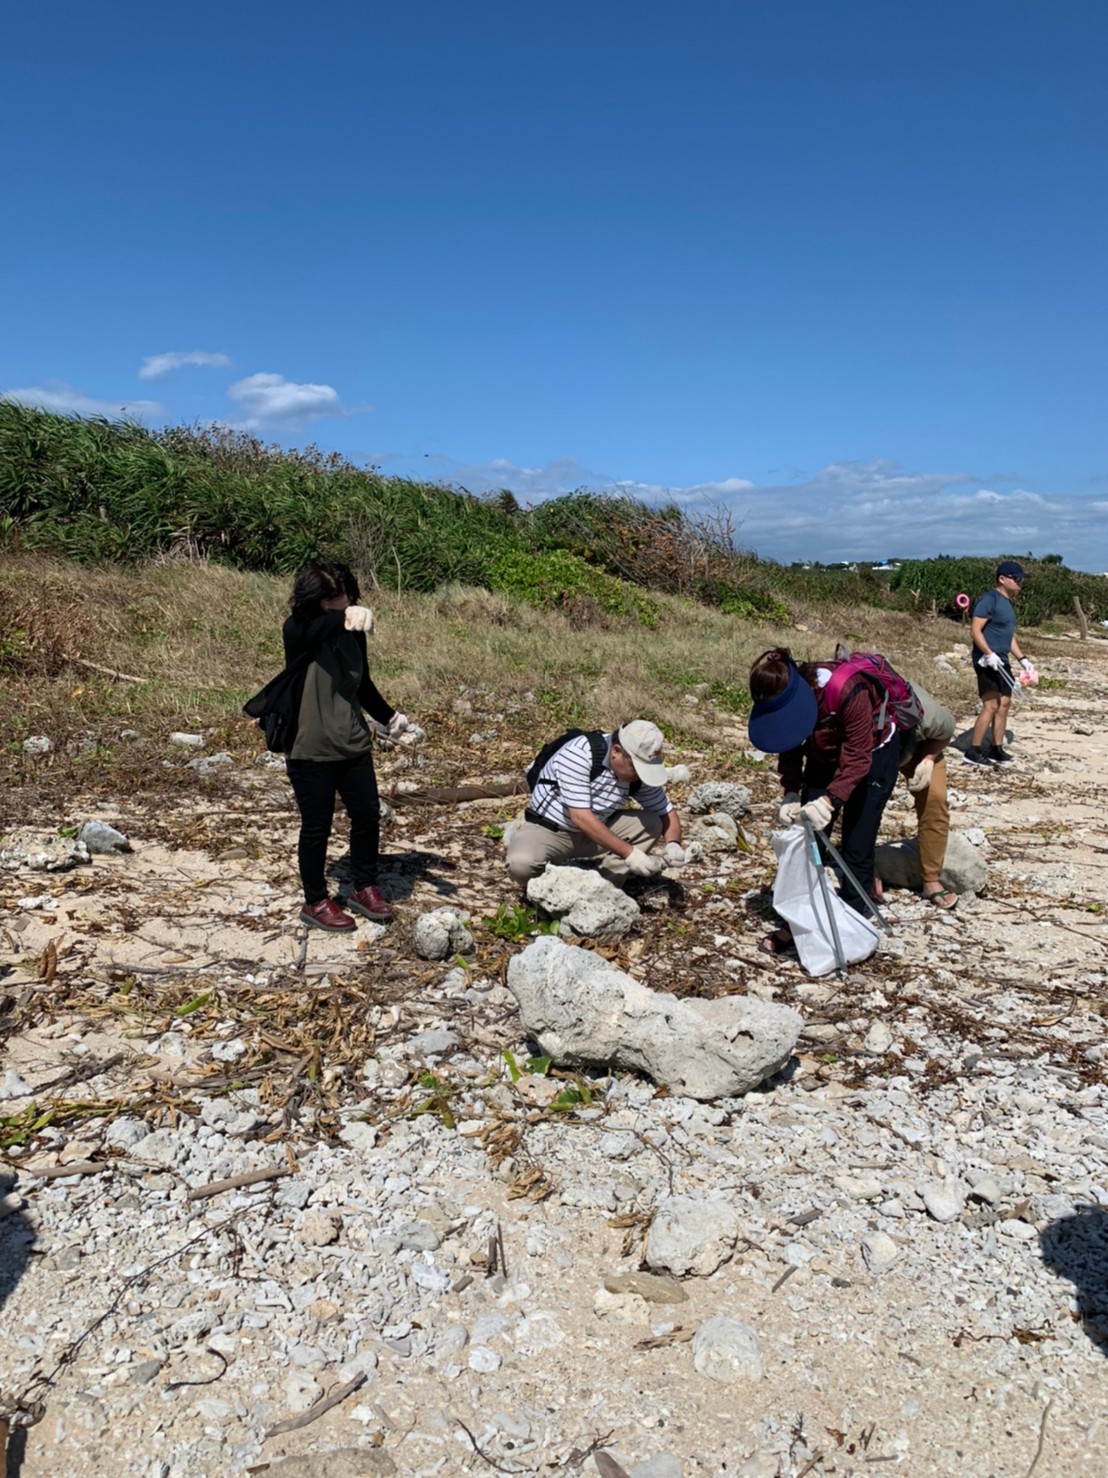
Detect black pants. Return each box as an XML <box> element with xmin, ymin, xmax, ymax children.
<box><xmin>286</xmin><ymin>751</ymin><xmax>381</xmax><ymax>904</ymax></box>
<box><xmin>804</xmin><ymin>736</ymin><xmax>900</xmax><ymax>914</ymax></box>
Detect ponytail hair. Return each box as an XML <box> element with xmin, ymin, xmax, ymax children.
<box><xmin>750</xmin><ymin>647</ymin><xmax>795</xmax><ymax>701</ymax></box>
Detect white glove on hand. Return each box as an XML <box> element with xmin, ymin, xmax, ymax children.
<box><xmin>344</xmin><ymin>605</ymin><xmax>375</xmax><ymax>634</ymax></box>
<box><xmin>980</xmin><ymin>651</ymin><xmax>1002</xmax><ymax>671</ymax></box>
<box><xmin>662</xmin><ymin>841</ymin><xmax>687</xmax><ymax>868</ymax></box>
<box><xmin>778</xmin><ymin>792</ymin><xmax>802</xmax><ymax>825</ymax></box>
<box><xmin>1019</xmin><ymin>657</ymin><xmax>1034</xmax><ymax>672</ymax></box>
<box><xmin>624</xmin><ymin>846</ymin><xmax>663</xmax><ymax>877</ymax></box>
<box><xmin>801</xmin><ymin>795</ymin><xmax>834</xmax><ymax>831</ymax></box>
<box><xmin>387</xmin><ymin>711</ymin><xmax>410</xmax><ymax>736</ymax></box>
<box><xmin>907</xmin><ymin>756</ymin><xmax>934</xmax><ymax>794</ymax></box>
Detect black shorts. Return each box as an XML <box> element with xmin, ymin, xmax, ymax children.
<box><xmin>974</xmin><ymin>656</ymin><xmax>1012</xmax><ymax>697</ymax></box>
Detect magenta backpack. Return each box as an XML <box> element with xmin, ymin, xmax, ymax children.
<box><xmin>821</xmin><ymin>644</ymin><xmax>923</xmax><ymax>734</ymax></box>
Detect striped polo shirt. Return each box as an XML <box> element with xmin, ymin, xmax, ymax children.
<box><xmin>528</xmin><ymin>732</ymin><xmax>673</xmax><ymax>832</ymax></box>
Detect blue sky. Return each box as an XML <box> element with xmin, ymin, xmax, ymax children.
<box><xmin>3</xmin><ymin>1</ymin><xmax>1107</xmax><ymax>568</ymax></box>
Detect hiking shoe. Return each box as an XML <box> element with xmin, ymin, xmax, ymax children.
<box><xmin>990</xmin><ymin>746</ymin><xmax>1014</xmax><ymax>764</ymax></box>
<box><xmin>962</xmin><ymin>746</ymin><xmax>994</xmax><ymax>768</ymax></box>
<box><xmin>344</xmin><ymin>884</ymin><xmax>395</xmax><ymax>922</ymax></box>
<box><xmin>300</xmin><ymin>898</ymin><xmax>357</xmax><ymax>932</ymax></box>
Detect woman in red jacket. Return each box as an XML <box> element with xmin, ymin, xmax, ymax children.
<box><xmin>748</xmin><ymin>648</ymin><xmax>902</xmax><ymax>953</ymax></box>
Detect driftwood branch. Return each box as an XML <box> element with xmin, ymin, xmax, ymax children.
<box><xmin>1073</xmin><ymin>596</ymin><xmax>1089</xmax><ymax>640</ymax></box>
<box><xmin>63</xmin><ymin>655</ymin><xmax>145</xmax><ymax>684</ymax></box>
<box><xmin>263</xmin><ymin>1371</ymin><xmax>367</xmax><ymax>1438</ymax></box>
<box><xmin>389</xmin><ymin>780</ymin><xmax>526</xmax><ymax>805</ymax></box>
<box><xmin>186</xmin><ymin>1164</ymin><xmax>288</xmax><ymax>1202</ymax></box>
<box><xmin>23</xmin><ymin>1160</ymin><xmax>107</xmax><ymax>1181</ymax></box>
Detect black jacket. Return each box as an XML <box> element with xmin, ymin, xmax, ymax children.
<box><xmin>244</xmin><ymin>610</ymin><xmax>394</xmax><ymax>753</ymax></box>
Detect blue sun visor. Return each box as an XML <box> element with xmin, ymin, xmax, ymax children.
<box><xmin>747</xmin><ymin>663</ymin><xmax>819</xmax><ymax>753</ymax></box>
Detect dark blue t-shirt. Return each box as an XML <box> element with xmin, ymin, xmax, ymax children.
<box><xmin>972</xmin><ymin>588</ymin><xmax>1017</xmax><ymax>658</ymax></box>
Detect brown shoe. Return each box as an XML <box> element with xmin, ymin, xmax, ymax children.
<box><xmin>301</xmin><ymin>898</ymin><xmax>357</xmax><ymax>932</ymax></box>
<box><xmin>344</xmin><ymin>884</ymin><xmax>395</xmax><ymax>923</ymax></box>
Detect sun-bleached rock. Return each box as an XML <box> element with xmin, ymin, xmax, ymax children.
<box><xmin>875</xmin><ymin>830</ymin><xmax>987</xmax><ymax>895</ymax></box>
<box><xmin>526</xmin><ymin>865</ymin><xmax>640</xmax><ymax>939</ymax></box>
<box><xmin>506</xmin><ymin>936</ymin><xmax>801</xmax><ymax>1100</ymax></box>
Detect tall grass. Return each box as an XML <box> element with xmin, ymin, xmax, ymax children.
<box><xmin>2</xmin><ymin>404</ymin><xmax>1103</xmax><ymax>630</ymax></box>
<box><xmin>0</xmin><ymin>553</ymin><xmax>998</xmax><ymax>799</ymax></box>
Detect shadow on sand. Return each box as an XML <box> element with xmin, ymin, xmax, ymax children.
<box><xmin>1039</xmin><ymin>1203</ymin><xmax>1108</xmax><ymax>1356</ymax></box>
<box><xmin>1</xmin><ymin>1169</ymin><xmax>37</xmax><ymax>1477</ymax></box>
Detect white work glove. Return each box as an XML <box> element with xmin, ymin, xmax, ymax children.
<box><xmin>907</xmin><ymin>756</ymin><xmax>934</xmax><ymax>794</ymax></box>
<box><xmin>778</xmin><ymin>792</ymin><xmax>802</xmax><ymax>825</ymax></box>
<box><xmin>662</xmin><ymin>841</ymin><xmax>687</xmax><ymax>868</ymax></box>
<box><xmin>800</xmin><ymin>795</ymin><xmax>834</xmax><ymax>832</ymax></box>
<box><xmin>387</xmin><ymin>711</ymin><xmax>410</xmax><ymax>736</ymax></box>
<box><xmin>624</xmin><ymin>846</ymin><xmax>663</xmax><ymax>877</ymax></box>
<box><xmin>1019</xmin><ymin>657</ymin><xmax>1034</xmax><ymax>673</ymax></box>
<box><xmin>344</xmin><ymin>605</ymin><xmax>375</xmax><ymax>634</ymax></box>
<box><xmin>979</xmin><ymin>651</ymin><xmax>1002</xmax><ymax>671</ymax></box>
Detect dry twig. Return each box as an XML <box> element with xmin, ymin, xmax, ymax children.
<box><xmin>22</xmin><ymin>1160</ymin><xmax>106</xmax><ymax>1181</ymax></box>
<box><xmin>263</xmin><ymin>1371</ymin><xmax>368</xmax><ymax>1439</ymax></box>
<box><xmin>185</xmin><ymin>1164</ymin><xmax>288</xmax><ymax>1201</ymax></box>
<box><xmin>63</xmin><ymin>654</ymin><xmax>145</xmax><ymax>684</ymax></box>
<box><xmin>1025</xmin><ymin>1400</ymin><xmax>1052</xmax><ymax>1478</ymax></box>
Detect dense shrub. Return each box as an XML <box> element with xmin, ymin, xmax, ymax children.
<box><xmin>0</xmin><ymin>403</ymin><xmax>517</xmax><ymax>588</ymax></box>
<box><xmin>3</xmin><ymin>404</ymin><xmax>1100</xmax><ymax>631</ymax></box>
<box><xmin>890</xmin><ymin>557</ymin><xmax>1104</xmax><ymax>626</ymax></box>
<box><xmin>487</xmin><ymin>548</ymin><xmax>660</xmax><ymax>627</ymax></box>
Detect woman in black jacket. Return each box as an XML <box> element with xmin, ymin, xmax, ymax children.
<box><xmin>280</xmin><ymin>560</ymin><xmax>410</xmax><ymax>931</ymax></box>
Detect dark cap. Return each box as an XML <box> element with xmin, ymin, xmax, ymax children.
<box><xmin>747</xmin><ymin>662</ymin><xmax>819</xmax><ymax>754</ymax></box>
<box><xmin>996</xmin><ymin>560</ymin><xmax>1027</xmax><ymax>581</ymax></box>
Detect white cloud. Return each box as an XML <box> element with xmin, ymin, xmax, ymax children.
<box><xmin>679</xmin><ymin>465</ymin><xmax>1108</xmax><ymax>572</ymax></box>
<box><xmin>406</xmin><ymin>454</ymin><xmax>756</xmax><ymax>504</ymax></box>
<box><xmin>226</xmin><ymin>372</ymin><xmax>350</xmax><ymax>426</ymax></box>
<box><xmin>410</xmin><ymin>451</ymin><xmax>1108</xmax><ymax>572</ymax></box>
<box><xmin>415</xmin><ymin>453</ymin><xmax>603</xmax><ymax>498</ymax></box>
<box><xmin>138</xmin><ymin>350</ymin><xmax>232</xmax><ymax>380</ymax></box>
<box><xmin>1</xmin><ymin>381</ymin><xmax>165</xmax><ymax>420</ymax></box>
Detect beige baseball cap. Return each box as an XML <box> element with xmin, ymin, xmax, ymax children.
<box><xmin>617</xmin><ymin>719</ymin><xmax>668</xmax><ymax>786</ymax></box>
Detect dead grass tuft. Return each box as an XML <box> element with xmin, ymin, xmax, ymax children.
<box><xmin>0</xmin><ymin>553</ymin><xmax>991</xmax><ymax>793</ymax></box>
<box><xmin>433</xmin><ymin>582</ymin><xmax>513</xmax><ymax>627</ymax></box>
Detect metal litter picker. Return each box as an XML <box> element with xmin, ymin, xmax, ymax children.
<box><xmin>800</xmin><ymin>815</ymin><xmax>848</xmax><ymax>977</ymax></box>
<box><xmin>770</xmin><ymin>819</ymin><xmax>883</xmax><ymax>978</ymax></box>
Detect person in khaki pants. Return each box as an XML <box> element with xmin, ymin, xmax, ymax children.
<box><xmin>899</xmin><ymin>682</ymin><xmax>956</xmax><ymax>908</ymax></box>
<box><xmin>506</xmin><ymin>720</ymin><xmax>684</xmax><ymax>888</ymax></box>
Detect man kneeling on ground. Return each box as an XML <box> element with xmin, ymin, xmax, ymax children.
<box><xmin>506</xmin><ymin>719</ymin><xmax>684</xmax><ymax>887</ymax></box>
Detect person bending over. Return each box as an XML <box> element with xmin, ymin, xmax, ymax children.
<box><xmin>899</xmin><ymin>681</ymin><xmax>956</xmax><ymax>909</ymax></box>
<box><xmin>748</xmin><ymin>649</ymin><xmax>902</xmax><ymax>953</ymax></box>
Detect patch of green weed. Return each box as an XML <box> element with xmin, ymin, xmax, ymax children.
<box><xmin>482</xmin><ymin>902</ymin><xmax>559</xmax><ymax>942</ymax></box>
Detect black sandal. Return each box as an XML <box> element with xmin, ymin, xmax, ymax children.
<box><xmin>759</xmin><ymin>929</ymin><xmax>796</xmax><ymax>956</ymax></box>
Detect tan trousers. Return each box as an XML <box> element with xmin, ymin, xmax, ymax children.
<box><xmin>911</xmin><ymin>752</ymin><xmax>949</xmax><ymax>883</ymax></box>
<box><xmin>506</xmin><ymin>809</ymin><xmax>665</xmax><ymax>886</ymax></box>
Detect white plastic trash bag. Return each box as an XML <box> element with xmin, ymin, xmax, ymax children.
<box><xmin>771</xmin><ymin>825</ymin><xmax>880</xmax><ymax>976</ymax></box>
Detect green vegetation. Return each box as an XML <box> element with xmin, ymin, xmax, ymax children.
<box><xmin>2</xmin><ymin>404</ymin><xmax>1103</xmax><ymax>632</ymax></box>
<box><xmin>503</xmin><ymin>1050</ymin><xmax>552</xmax><ymax>1081</ymax></box>
<box><xmin>889</xmin><ymin>555</ymin><xmax>1105</xmax><ymax>628</ymax></box>
<box><xmin>488</xmin><ymin>547</ymin><xmax>660</xmax><ymax>627</ymax></box>
<box><xmin>482</xmin><ymin>902</ymin><xmax>559</xmax><ymax>942</ymax></box>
